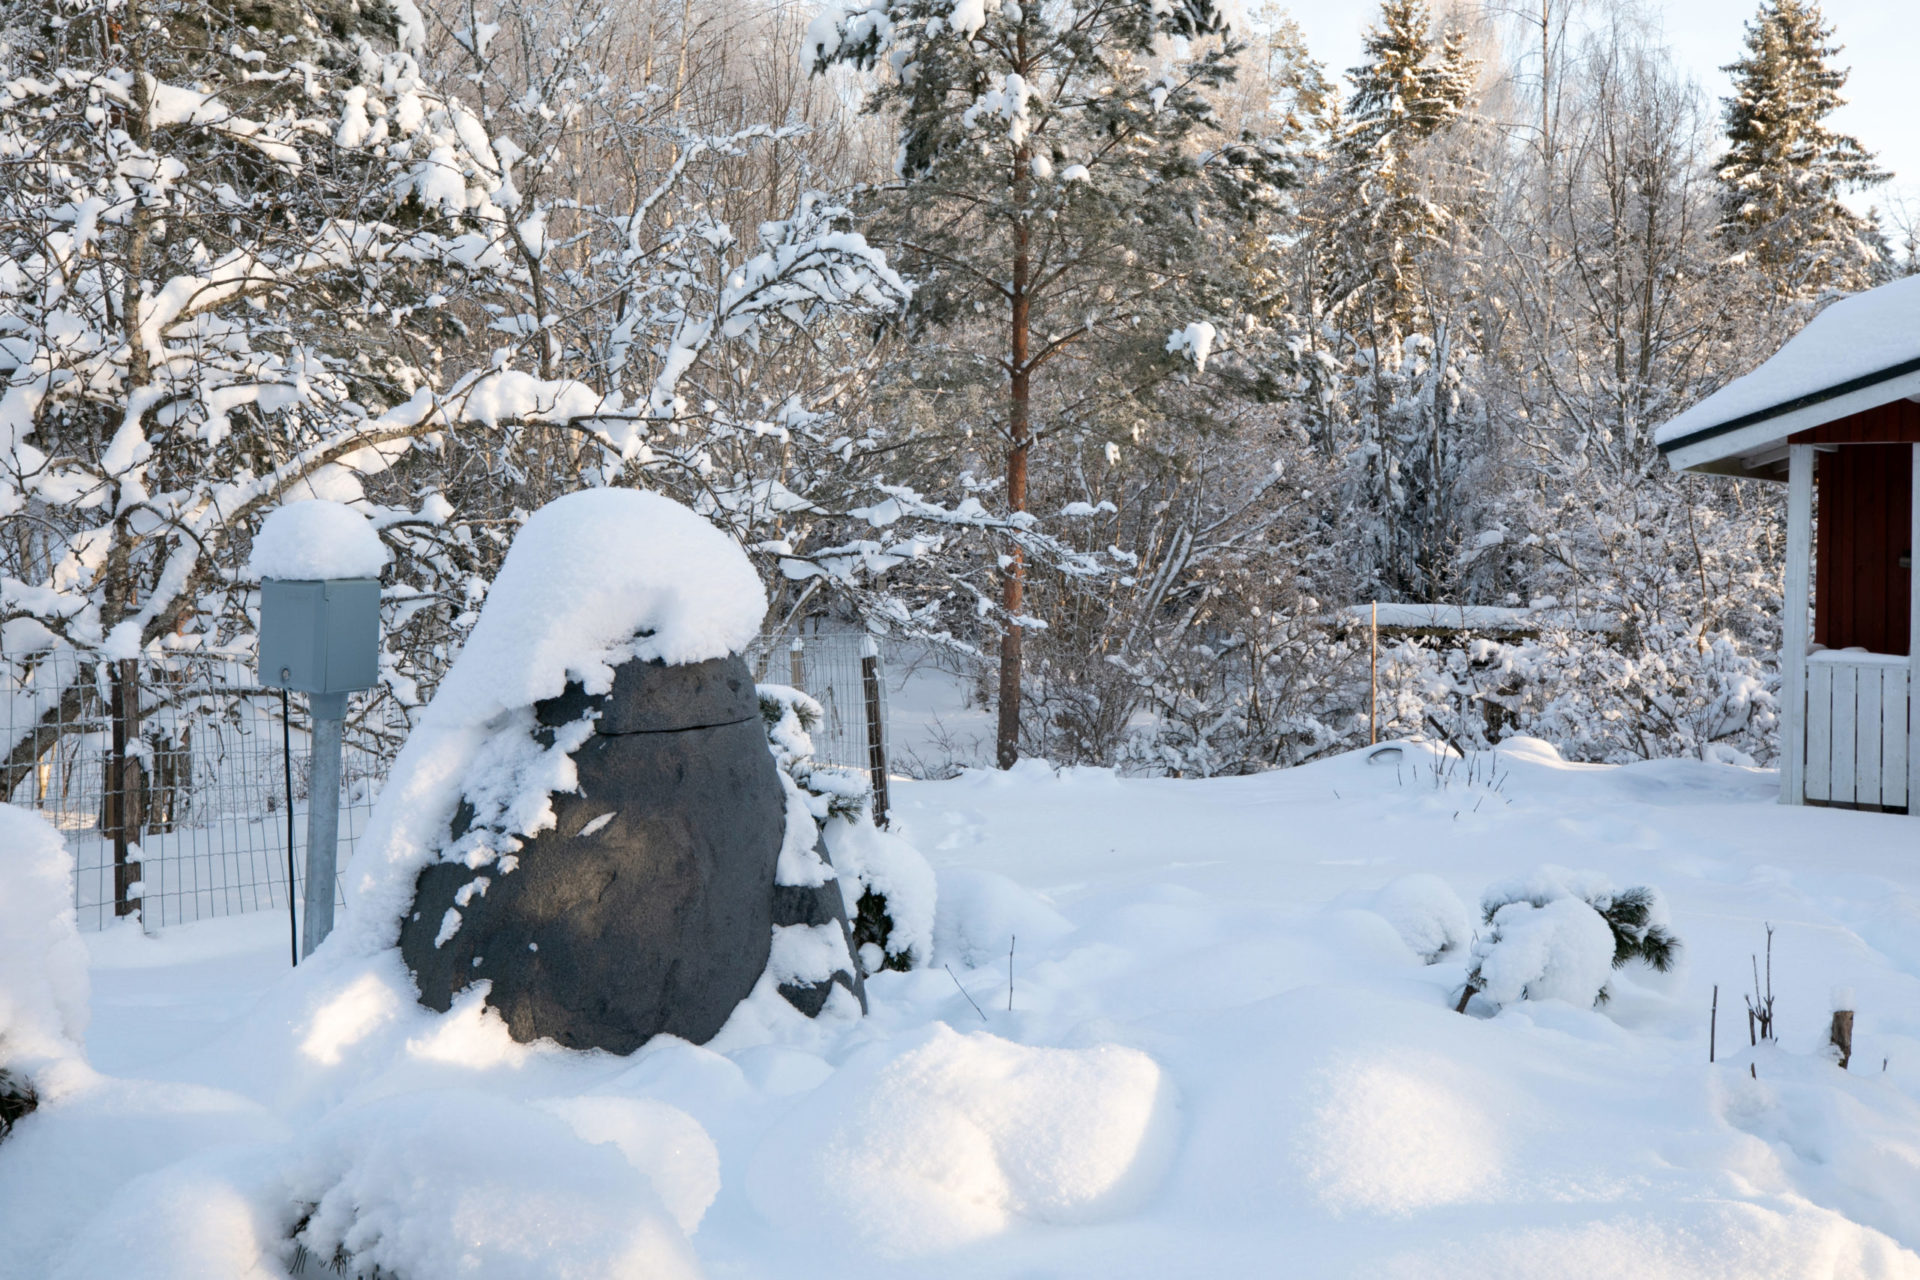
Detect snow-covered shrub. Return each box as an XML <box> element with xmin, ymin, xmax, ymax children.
<box><xmin>1457</xmin><ymin>867</ymin><xmax>1680</xmax><ymax>1011</ymax></box>
<box><xmin>826</xmin><ymin>816</ymin><xmax>938</xmax><ymax>974</ymax></box>
<box><xmin>759</xmin><ymin>685</ymin><xmax>870</xmax><ymax>824</ymax></box>
<box><xmin>1370</xmin><ymin>874</ymin><xmax>1472</xmax><ymax>964</ymax></box>
<box><xmin>758</xmin><ymin>683</ymin><xmax>934</xmax><ymax>971</ymax></box>
<box><xmin>0</xmin><ymin>805</ymin><xmax>91</xmax><ymax>1140</ymax></box>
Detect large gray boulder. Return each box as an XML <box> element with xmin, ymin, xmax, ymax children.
<box><xmin>399</xmin><ymin>653</ymin><xmax>787</xmax><ymax>1053</ymax></box>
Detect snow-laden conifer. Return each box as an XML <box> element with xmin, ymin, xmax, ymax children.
<box><xmin>1717</xmin><ymin>0</ymin><xmax>1886</xmax><ymax>299</ymax></box>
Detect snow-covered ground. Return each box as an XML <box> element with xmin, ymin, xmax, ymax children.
<box><xmin>7</xmin><ymin>738</ymin><xmax>1920</xmax><ymax>1278</ymax></box>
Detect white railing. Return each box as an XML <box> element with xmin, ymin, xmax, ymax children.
<box><xmin>1803</xmin><ymin>650</ymin><xmax>1912</xmax><ymax>809</ymax></box>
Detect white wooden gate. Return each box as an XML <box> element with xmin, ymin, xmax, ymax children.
<box><xmin>1802</xmin><ymin>651</ymin><xmax>1913</xmax><ymax>809</ymax></box>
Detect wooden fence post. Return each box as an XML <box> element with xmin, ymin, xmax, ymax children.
<box><xmin>861</xmin><ymin>636</ymin><xmax>890</xmax><ymax>827</ymax></box>
<box><xmin>108</xmin><ymin>657</ymin><xmax>144</xmax><ymax>919</ymax></box>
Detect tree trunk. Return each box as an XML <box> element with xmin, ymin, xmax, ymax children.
<box><xmin>997</xmin><ymin>309</ymin><xmax>1031</xmax><ymax>769</ymax></box>
<box><xmin>997</xmin><ymin>147</ymin><xmax>1033</xmax><ymax>770</ymax></box>
<box><xmin>997</xmin><ymin>72</ymin><xmax>1033</xmax><ymax>771</ymax></box>
<box><xmin>108</xmin><ymin>658</ymin><xmax>145</xmax><ymax>917</ymax></box>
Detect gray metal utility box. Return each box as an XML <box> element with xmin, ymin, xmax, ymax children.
<box><xmin>258</xmin><ymin>578</ymin><xmax>381</xmax><ymax>694</ymax></box>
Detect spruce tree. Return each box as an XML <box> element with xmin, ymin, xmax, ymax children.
<box><xmin>1717</xmin><ymin>0</ymin><xmax>1886</xmax><ymax>298</ymax></box>
<box><xmin>1306</xmin><ymin>0</ymin><xmax>1481</xmax><ymax>602</ymax></box>
<box><xmin>810</xmin><ymin>0</ymin><xmax>1286</xmax><ymax>768</ymax></box>
<box><xmin>1318</xmin><ymin>0</ymin><xmax>1478</xmax><ymax>339</ymax></box>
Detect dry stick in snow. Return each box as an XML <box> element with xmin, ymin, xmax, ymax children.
<box><xmin>1745</xmin><ymin>924</ymin><xmax>1776</xmax><ymax>1045</ymax></box>
<box><xmin>1710</xmin><ymin>984</ymin><xmax>1717</xmax><ymax>1064</ymax></box>
<box><xmin>946</xmin><ymin>965</ymin><xmax>988</xmax><ymax>1022</ymax></box>
<box><xmin>1008</xmin><ymin>935</ymin><xmax>1016</xmax><ymax>1013</ymax></box>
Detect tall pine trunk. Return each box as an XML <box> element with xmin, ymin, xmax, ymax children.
<box><xmin>996</xmin><ymin>52</ymin><xmax>1033</xmax><ymax>771</ymax></box>
<box><xmin>997</xmin><ymin>208</ymin><xmax>1032</xmax><ymax>769</ymax></box>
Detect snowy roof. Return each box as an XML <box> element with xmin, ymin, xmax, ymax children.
<box><xmin>1656</xmin><ymin>275</ymin><xmax>1920</xmax><ymax>479</ymax></box>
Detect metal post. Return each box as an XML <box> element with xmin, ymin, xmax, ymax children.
<box><xmin>281</xmin><ymin>688</ymin><xmax>299</xmax><ymax>967</ymax></box>
<box><xmin>860</xmin><ymin>636</ymin><xmax>890</xmax><ymax>827</ymax></box>
<box><xmin>789</xmin><ymin>636</ymin><xmax>805</xmax><ymax>691</ymax></box>
<box><xmin>302</xmin><ymin>690</ymin><xmax>346</xmax><ymax>956</ymax></box>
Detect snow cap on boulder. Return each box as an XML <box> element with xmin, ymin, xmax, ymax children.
<box><xmin>427</xmin><ymin>488</ymin><xmax>767</xmax><ymax>729</ymax></box>
<box><xmin>339</xmin><ymin>488</ymin><xmax>767</xmax><ymax>956</ymax></box>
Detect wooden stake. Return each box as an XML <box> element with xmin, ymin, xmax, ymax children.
<box><xmin>1831</xmin><ymin>1008</ymin><xmax>1854</xmax><ymax>1070</ymax></box>
<box><xmin>1369</xmin><ymin>601</ymin><xmax>1378</xmax><ymax>746</ymax></box>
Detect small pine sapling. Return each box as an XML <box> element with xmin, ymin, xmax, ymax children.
<box><xmin>1455</xmin><ymin>868</ymin><xmax>1681</xmax><ymax>1013</ymax></box>
<box><xmin>0</xmin><ymin>1066</ymin><xmax>35</xmax><ymax>1142</ymax></box>
<box><xmin>1594</xmin><ymin>886</ymin><xmax>1682</xmax><ymax>978</ymax></box>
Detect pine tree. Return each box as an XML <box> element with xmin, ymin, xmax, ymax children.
<box><xmin>1304</xmin><ymin>0</ymin><xmax>1482</xmax><ymax>602</ymax></box>
<box><xmin>811</xmin><ymin>0</ymin><xmax>1288</xmax><ymax>768</ymax></box>
<box><xmin>1318</xmin><ymin>0</ymin><xmax>1478</xmax><ymax>339</ymax></box>
<box><xmin>1717</xmin><ymin>0</ymin><xmax>1887</xmax><ymax>299</ymax></box>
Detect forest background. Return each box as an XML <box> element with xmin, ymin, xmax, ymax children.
<box><xmin>0</xmin><ymin>0</ymin><xmax>1900</xmax><ymax>783</ymax></box>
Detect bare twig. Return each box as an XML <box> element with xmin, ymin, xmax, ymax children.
<box><xmin>945</xmin><ymin>964</ymin><xmax>988</xmax><ymax>1022</ymax></box>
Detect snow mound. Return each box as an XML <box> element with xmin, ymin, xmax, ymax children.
<box><xmin>427</xmin><ymin>488</ymin><xmax>766</xmax><ymax>728</ymax></box>
<box><xmin>247</xmin><ymin>500</ymin><xmax>385</xmax><ymax>580</ymax></box>
<box><xmin>1300</xmin><ymin>1059</ymin><xmax>1502</xmax><ymax>1215</ymax></box>
<box><xmin>1369</xmin><ymin>874</ymin><xmax>1471</xmax><ymax>963</ymax></box>
<box><xmin>933</xmin><ymin>865</ymin><xmax>1073</xmax><ymax>968</ymax></box>
<box><xmin>747</xmin><ymin>1025</ymin><xmax>1176</xmax><ymax>1257</ymax></box>
<box><xmin>290</xmin><ymin>1091</ymin><xmax>701</xmax><ymax>1280</ymax></box>
<box><xmin>536</xmin><ymin>1097</ymin><xmax>721</xmax><ymax>1237</ymax></box>
<box><xmin>0</xmin><ymin>804</ymin><xmax>90</xmax><ymax>1087</ymax></box>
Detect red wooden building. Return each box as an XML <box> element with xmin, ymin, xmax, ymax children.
<box><xmin>1658</xmin><ymin>278</ymin><xmax>1919</xmax><ymax>813</ymax></box>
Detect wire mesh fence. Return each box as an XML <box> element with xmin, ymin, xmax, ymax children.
<box><xmin>746</xmin><ymin>629</ymin><xmax>892</xmax><ymax>821</ymax></box>
<box><xmin>3</xmin><ymin>650</ymin><xmax>397</xmax><ymax>932</ymax></box>
<box><xmin>7</xmin><ymin>633</ymin><xmax>892</xmax><ymax>933</ymax></box>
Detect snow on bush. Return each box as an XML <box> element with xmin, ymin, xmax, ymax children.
<box><xmin>339</xmin><ymin>489</ymin><xmax>765</xmax><ymax>953</ymax></box>
<box><xmin>246</xmin><ymin>501</ymin><xmax>387</xmax><ymax>581</ymax></box>
<box><xmin>826</xmin><ymin>815</ymin><xmax>937</xmax><ymax>971</ymax></box>
<box><xmin>288</xmin><ymin>1090</ymin><xmax>702</xmax><ymax>1280</ymax></box>
<box><xmin>759</xmin><ymin>684</ymin><xmax>868</xmax><ymax>825</ymax></box>
<box><xmin>747</xmin><ymin>1025</ymin><xmax>1176</xmax><ymax>1258</ymax></box>
<box><xmin>1369</xmin><ymin>874</ymin><xmax>1472</xmax><ymax>963</ymax></box>
<box><xmin>0</xmin><ymin>804</ymin><xmax>90</xmax><ymax>1126</ymax></box>
<box><xmin>760</xmin><ymin>680</ymin><xmax>936</xmax><ymax>971</ymax></box>
<box><xmin>1458</xmin><ymin>867</ymin><xmax>1681</xmax><ymax>1011</ymax></box>
<box><xmin>1468</xmin><ymin>897</ymin><xmax>1618</xmax><ymax>1008</ymax></box>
